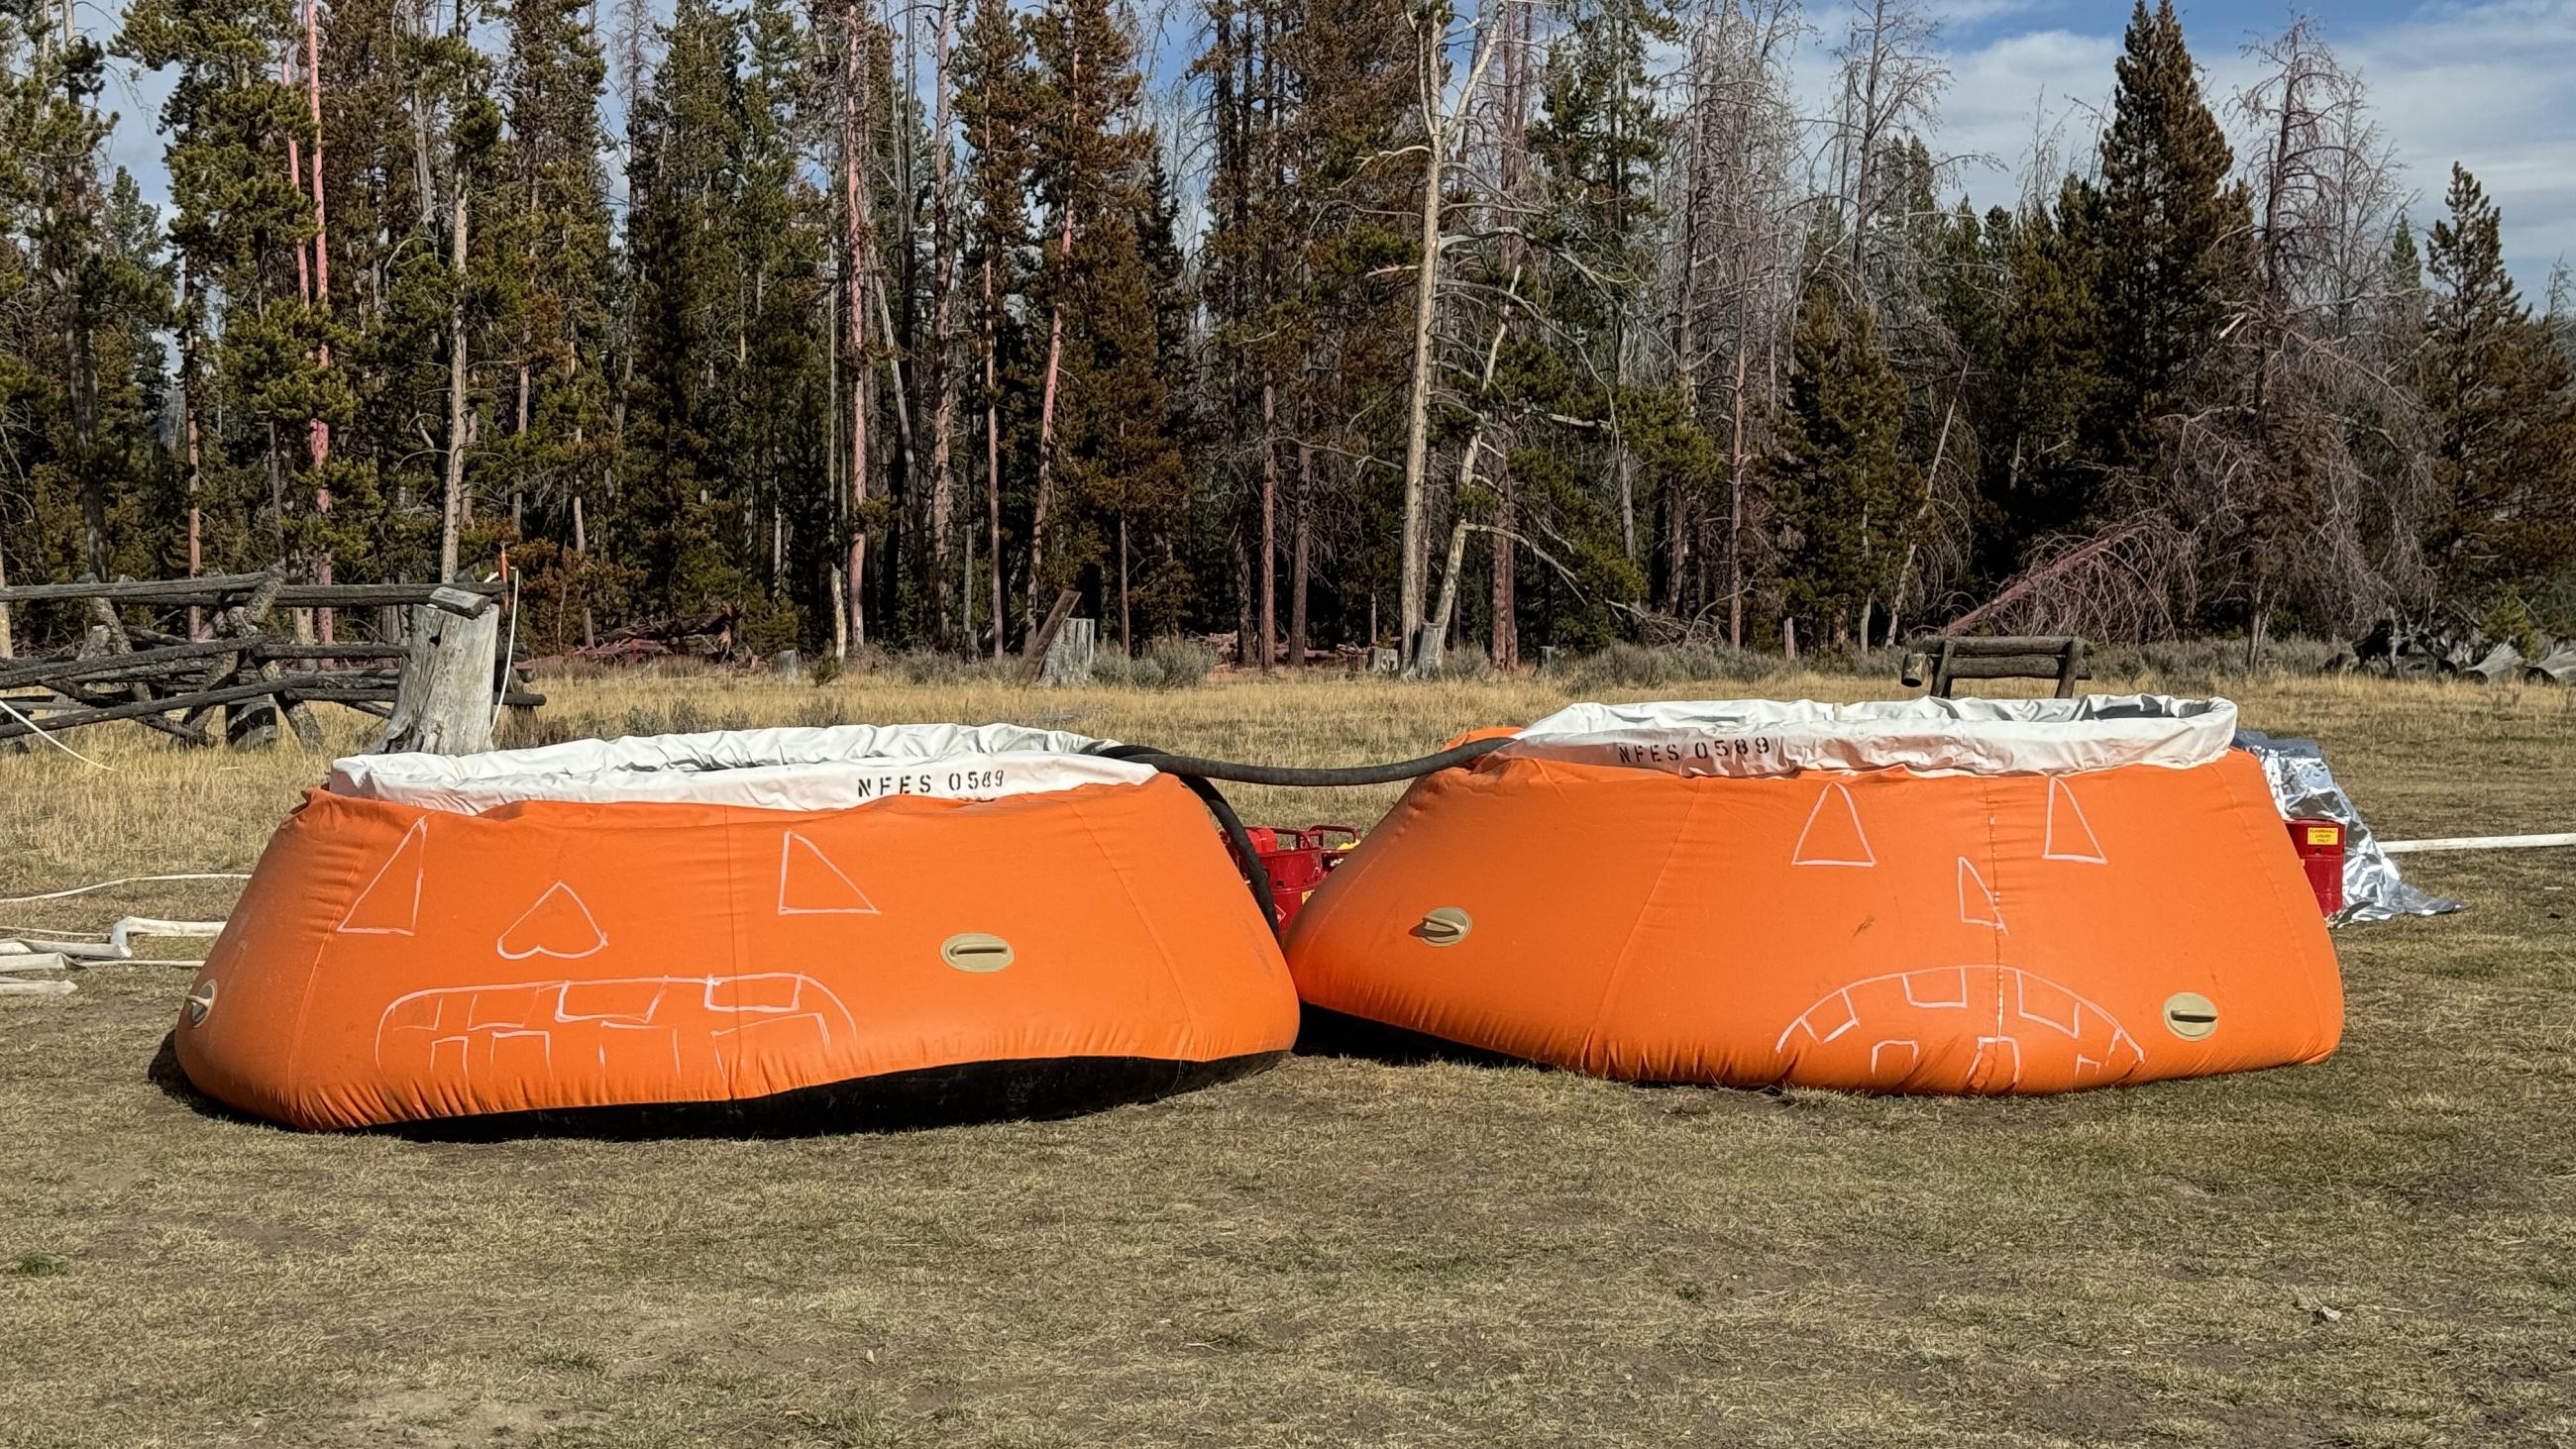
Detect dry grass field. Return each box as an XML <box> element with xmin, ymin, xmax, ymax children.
<box><xmin>1</xmin><ymin>666</ymin><xmax>2571</xmax><ymax>1448</ymax></box>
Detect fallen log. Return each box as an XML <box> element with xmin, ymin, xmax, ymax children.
<box><xmin>0</xmin><ymin>636</ymin><xmax>284</xmax><ymax>692</ymax></box>
<box><xmin>0</xmin><ymin>674</ymin><xmax>344</xmax><ymax>743</ymax></box>
<box><xmin>2462</xmin><ymin>641</ymin><xmax>2524</xmax><ymax>684</ymax></box>
<box><xmin>48</xmin><ymin>678</ymin><xmax>214</xmax><ymax>746</ymax></box>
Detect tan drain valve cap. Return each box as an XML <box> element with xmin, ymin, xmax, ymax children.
<box><xmin>1414</xmin><ymin>907</ymin><xmax>1472</xmax><ymax>947</ymax></box>
<box><xmin>2163</xmin><ymin>991</ymin><xmax>2218</xmax><ymax>1040</ymax></box>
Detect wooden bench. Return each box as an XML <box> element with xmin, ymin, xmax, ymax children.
<box><xmin>1901</xmin><ymin>636</ymin><xmax>2092</xmax><ymax>698</ymax></box>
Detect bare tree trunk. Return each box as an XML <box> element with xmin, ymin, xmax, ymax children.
<box><xmin>1118</xmin><ymin>514</ymin><xmax>1131</xmax><ymax>655</ymax></box>
<box><xmin>1409</xmin><ymin>274</ymin><xmax>1517</xmax><ymax>678</ymax></box>
<box><xmin>985</xmin><ymin>248</ymin><xmax>1004</xmax><ymax>657</ymax></box>
<box><xmin>1288</xmin><ymin>438</ymin><xmax>1312</xmax><ymax>667</ymax></box>
<box><xmin>1396</xmin><ymin>77</ymin><xmax>1443</xmax><ymax>661</ymax></box>
<box><xmin>1025</xmin><ymin>20</ymin><xmax>1078</xmax><ymax>628</ymax></box>
<box><xmin>926</xmin><ymin>0</ymin><xmax>959</xmax><ymax>647</ymax></box>
<box><xmin>1395</xmin><ymin>8</ymin><xmax>1499</xmax><ymax>665</ymax></box>
<box><xmin>1491</xmin><ymin>463</ymin><xmax>1516</xmax><ymax>668</ymax></box>
<box><xmin>1258</xmin><ymin>379</ymin><xmax>1278</xmax><ymax>670</ymax></box>
<box><xmin>180</xmin><ymin>264</ymin><xmax>206</xmax><ymax>639</ymax></box>
<box><xmin>438</xmin><ymin>14</ymin><xmax>471</xmax><ymax>585</ymax></box>
<box><xmin>1726</xmin><ymin>348</ymin><xmax>1749</xmax><ymax>648</ymax></box>
<box><xmin>840</xmin><ymin>0</ymin><xmax>871</xmax><ymax>655</ymax></box>
<box><xmin>304</xmin><ymin>0</ymin><xmax>334</xmax><ymax>640</ymax></box>
<box><xmin>1418</xmin><ymin>516</ymin><xmax>1476</xmax><ymax>670</ymax></box>
<box><xmin>573</xmin><ymin>493</ymin><xmax>594</xmax><ymax>648</ymax></box>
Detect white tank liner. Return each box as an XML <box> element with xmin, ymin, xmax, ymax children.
<box><xmin>330</xmin><ymin>723</ymin><xmax>1148</xmax><ymax>814</ymax></box>
<box><xmin>1497</xmin><ymin>695</ymin><xmax>2237</xmax><ymax>777</ymax></box>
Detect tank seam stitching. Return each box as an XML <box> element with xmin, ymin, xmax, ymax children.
<box><xmin>2215</xmin><ymin>752</ymin><xmax>2338</xmax><ymax>1062</ymax></box>
<box><xmin>1071</xmin><ymin>783</ymin><xmax>1205</xmax><ymax>1060</ymax></box>
<box><xmin>1577</xmin><ymin>778</ymin><xmax>1707</xmax><ymax>1077</ymax></box>
<box><xmin>1982</xmin><ymin>777</ymin><xmax>2007</xmax><ymax>1091</ymax></box>
<box><xmin>282</xmin><ymin>793</ymin><xmax>363</xmax><ymax>1124</ymax></box>
<box><xmin>716</xmin><ymin>808</ymin><xmax>747</xmax><ymax>1102</ymax></box>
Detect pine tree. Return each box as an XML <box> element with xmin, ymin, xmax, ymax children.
<box><xmin>1</xmin><ymin>12</ymin><xmax>174</xmax><ymax>591</ymax></box>
<box><xmin>1980</xmin><ymin>183</ymin><xmax>2103</xmax><ymax>575</ymax></box>
<box><xmin>489</xmin><ymin>0</ymin><xmax>614</xmax><ymax>531</ymax></box>
<box><xmin>1771</xmin><ymin>282</ymin><xmax>1922</xmax><ymax>647</ymax></box>
<box><xmin>1061</xmin><ymin>201</ymin><xmax>1187</xmax><ymax>654</ymax></box>
<box><xmin>955</xmin><ymin>0</ymin><xmax>1032</xmax><ymax>652</ymax></box>
<box><xmin>2421</xmin><ymin>165</ymin><xmax>2576</xmax><ymax>618</ymax></box>
<box><xmin>2086</xmin><ymin>0</ymin><xmax>2249</xmax><ymax>482</ymax></box>
<box><xmin>121</xmin><ymin>0</ymin><xmax>353</xmax><ymax>595</ymax></box>
<box><xmin>619</xmin><ymin>0</ymin><xmax>753</xmax><ymax>616</ymax></box>
<box><xmin>1021</xmin><ymin>0</ymin><xmax>1149</xmax><ymax>617</ymax></box>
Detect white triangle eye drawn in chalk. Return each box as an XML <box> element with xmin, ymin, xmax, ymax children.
<box><xmin>1791</xmin><ymin>781</ymin><xmax>1877</xmax><ymax>867</ymax></box>
<box><xmin>2044</xmin><ymin>776</ymin><xmax>2107</xmax><ymax>863</ymax></box>
<box><xmin>1958</xmin><ymin>857</ymin><xmax>2007</xmax><ymax>932</ymax></box>
<box><xmin>337</xmin><ymin>818</ymin><xmax>429</xmax><ymax>935</ymax></box>
<box><xmin>778</xmin><ymin>830</ymin><xmax>881</xmax><ymax>915</ymax></box>
<box><xmin>496</xmin><ymin>881</ymin><xmax>609</xmax><ymax>960</ymax></box>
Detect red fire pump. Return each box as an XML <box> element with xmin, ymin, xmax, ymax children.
<box><xmin>2286</xmin><ymin>817</ymin><xmax>2346</xmax><ymax>916</ymax></box>
<box><xmin>1239</xmin><ymin>825</ymin><xmax>1361</xmax><ymax>928</ymax></box>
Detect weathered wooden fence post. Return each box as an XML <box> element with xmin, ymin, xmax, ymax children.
<box><xmin>377</xmin><ymin>587</ymin><xmax>499</xmax><ymax>754</ymax></box>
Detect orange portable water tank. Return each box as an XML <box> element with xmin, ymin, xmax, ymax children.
<box><xmin>1286</xmin><ymin>697</ymin><xmax>2343</xmax><ymax>1095</ymax></box>
<box><xmin>176</xmin><ymin>724</ymin><xmax>1298</xmax><ymax>1131</ymax></box>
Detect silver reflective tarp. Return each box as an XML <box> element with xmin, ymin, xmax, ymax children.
<box><xmin>2234</xmin><ymin>730</ymin><xmax>2461</xmax><ymax>926</ymax></box>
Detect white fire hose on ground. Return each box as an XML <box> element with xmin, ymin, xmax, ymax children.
<box><xmin>2380</xmin><ymin>833</ymin><xmax>2576</xmax><ymax>854</ymax></box>
<box><xmin>0</xmin><ymin>875</ymin><xmax>243</xmax><ymax>995</ymax></box>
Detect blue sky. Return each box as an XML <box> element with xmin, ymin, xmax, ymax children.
<box><xmin>95</xmin><ymin>0</ymin><xmax>2576</xmax><ymax>290</ymax></box>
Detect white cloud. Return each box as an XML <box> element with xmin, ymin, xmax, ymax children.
<box><xmin>1911</xmin><ymin>0</ymin><xmax>2576</xmax><ymax>285</ymax></box>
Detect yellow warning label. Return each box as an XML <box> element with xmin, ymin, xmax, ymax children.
<box><xmin>2306</xmin><ymin>826</ymin><xmax>2341</xmax><ymax>847</ymax></box>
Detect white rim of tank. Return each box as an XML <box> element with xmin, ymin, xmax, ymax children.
<box><xmin>329</xmin><ymin>722</ymin><xmax>1151</xmax><ymax>814</ymax></box>
<box><xmin>1495</xmin><ymin>695</ymin><xmax>2238</xmax><ymax>777</ymax></box>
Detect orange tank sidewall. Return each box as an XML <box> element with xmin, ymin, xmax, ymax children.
<box><xmin>1286</xmin><ymin>750</ymin><xmax>2342</xmax><ymax>1093</ymax></box>
<box><xmin>178</xmin><ymin>776</ymin><xmax>1296</xmax><ymax>1129</ymax></box>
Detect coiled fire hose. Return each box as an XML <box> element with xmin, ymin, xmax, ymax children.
<box><xmin>1097</xmin><ymin>738</ymin><xmax>1514</xmax><ymax>933</ymax></box>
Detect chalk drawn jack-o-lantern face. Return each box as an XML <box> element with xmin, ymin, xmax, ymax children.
<box><xmin>1282</xmin><ymin>697</ymin><xmax>2343</xmax><ymax>1095</ymax></box>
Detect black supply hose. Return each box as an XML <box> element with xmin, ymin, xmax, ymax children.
<box><xmin>1097</xmin><ymin>736</ymin><xmax>1515</xmax><ymax>936</ymax></box>
<box><xmin>1099</xmin><ymin>735</ymin><xmax>1512</xmax><ymax>788</ymax></box>
<box><xmin>1172</xmin><ymin>772</ymin><xmax>1278</xmax><ymax>930</ymax></box>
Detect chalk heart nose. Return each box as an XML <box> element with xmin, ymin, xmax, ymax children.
<box><xmin>497</xmin><ymin>882</ymin><xmax>608</xmax><ymax>961</ymax></box>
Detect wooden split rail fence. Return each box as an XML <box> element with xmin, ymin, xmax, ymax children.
<box><xmin>0</xmin><ymin>572</ymin><xmax>542</xmax><ymax>753</ymax></box>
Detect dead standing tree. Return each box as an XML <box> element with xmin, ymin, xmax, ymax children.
<box><xmin>1826</xmin><ymin>0</ymin><xmax>1947</xmax><ymax>304</ymax></box>
<box><xmin>1662</xmin><ymin>0</ymin><xmax>1804</xmax><ymax>644</ymax></box>
<box><xmin>2218</xmin><ymin>18</ymin><xmax>2418</xmax><ymax>652</ymax></box>
<box><xmin>1392</xmin><ymin>0</ymin><xmax>1506</xmax><ymax>669</ymax></box>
